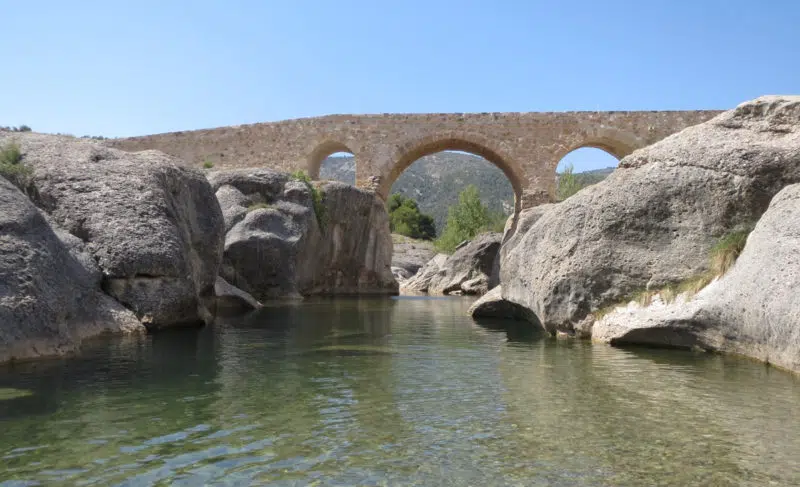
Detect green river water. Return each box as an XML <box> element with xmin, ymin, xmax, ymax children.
<box><xmin>0</xmin><ymin>297</ymin><xmax>798</xmax><ymax>486</ymax></box>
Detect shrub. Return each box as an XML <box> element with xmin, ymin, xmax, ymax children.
<box><xmin>202</xmin><ymin>160</ymin><xmax>214</xmax><ymax>169</ymax></box>
<box><xmin>0</xmin><ymin>140</ymin><xmax>33</xmax><ymax>190</ymax></box>
<box><xmin>290</xmin><ymin>170</ymin><xmax>326</xmax><ymax>228</ymax></box>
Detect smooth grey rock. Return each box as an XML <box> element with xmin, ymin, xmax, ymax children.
<box><xmin>0</xmin><ymin>176</ymin><xmax>143</xmax><ymax>364</ymax></box>
<box><xmin>428</xmin><ymin>233</ymin><xmax>502</xmax><ymax>296</ymax></box>
<box><xmin>392</xmin><ymin>266</ymin><xmax>412</xmax><ymax>281</ymax></box>
<box><xmin>210</xmin><ymin>171</ymin><xmax>397</xmax><ymax>300</ymax></box>
<box><xmin>593</xmin><ymin>183</ymin><xmax>800</xmax><ymax>374</ymax></box>
<box><xmin>501</xmin><ymin>96</ymin><xmax>800</xmax><ymax>333</ymax></box>
<box><xmin>468</xmin><ymin>286</ymin><xmax>538</xmax><ymax>322</ymax></box>
<box><xmin>391</xmin><ymin>235</ymin><xmax>437</xmax><ymax>277</ymax></box>
<box><xmin>400</xmin><ymin>253</ymin><xmax>449</xmax><ymax>294</ymax></box>
<box><xmin>1</xmin><ymin>132</ymin><xmax>225</xmax><ymax>328</ymax></box>
<box><xmin>214</xmin><ymin>276</ymin><xmax>262</xmax><ymax>311</ymax></box>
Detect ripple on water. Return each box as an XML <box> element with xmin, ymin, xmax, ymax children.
<box><xmin>0</xmin><ymin>297</ymin><xmax>798</xmax><ymax>486</ymax></box>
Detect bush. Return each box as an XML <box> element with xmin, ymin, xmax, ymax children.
<box><xmin>386</xmin><ymin>193</ymin><xmax>436</xmax><ymax>240</ymax></box>
<box><xmin>556</xmin><ymin>163</ymin><xmax>586</xmax><ymax>201</ymax></box>
<box><xmin>0</xmin><ymin>140</ymin><xmax>33</xmax><ymax>190</ymax></box>
<box><xmin>202</xmin><ymin>160</ymin><xmax>214</xmax><ymax>169</ymax></box>
<box><xmin>434</xmin><ymin>185</ymin><xmax>506</xmax><ymax>253</ymax></box>
<box><xmin>291</xmin><ymin>170</ymin><xmax>326</xmax><ymax>228</ymax></box>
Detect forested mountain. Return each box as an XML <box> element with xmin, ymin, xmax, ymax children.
<box><xmin>320</xmin><ymin>153</ymin><xmax>615</xmax><ymax>235</ymax></box>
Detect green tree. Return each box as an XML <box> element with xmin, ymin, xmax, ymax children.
<box><xmin>556</xmin><ymin>163</ymin><xmax>585</xmax><ymax>201</ymax></box>
<box><xmin>386</xmin><ymin>193</ymin><xmax>436</xmax><ymax>240</ymax></box>
<box><xmin>435</xmin><ymin>185</ymin><xmax>504</xmax><ymax>253</ymax></box>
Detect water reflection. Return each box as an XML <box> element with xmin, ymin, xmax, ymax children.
<box><xmin>0</xmin><ymin>297</ymin><xmax>797</xmax><ymax>486</ymax></box>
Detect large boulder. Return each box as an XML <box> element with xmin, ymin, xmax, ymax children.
<box><xmin>0</xmin><ymin>176</ymin><xmax>144</xmax><ymax>363</ymax></box>
<box><xmin>428</xmin><ymin>233</ymin><xmax>502</xmax><ymax>296</ymax></box>
<box><xmin>391</xmin><ymin>235</ymin><xmax>437</xmax><ymax>278</ymax></box>
<box><xmin>307</xmin><ymin>181</ymin><xmax>397</xmax><ymax>295</ymax></box>
<box><xmin>593</xmin><ymin>183</ymin><xmax>800</xmax><ymax>374</ymax></box>
<box><xmin>502</xmin><ymin>96</ymin><xmax>800</xmax><ymax>333</ymax></box>
<box><xmin>209</xmin><ymin>170</ymin><xmax>397</xmax><ymax>300</ymax></box>
<box><xmin>400</xmin><ymin>253</ymin><xmax>449</xmax><ymax>294</ymax></box>
<box><xmin>468</xmin><ymin>286</ymin><xmax>538</xmax><ymax>322</ymax></box>
<box><xmin>1</xmin><ymin>133</ymin><xmax>226</xmax><ymax>328</ymax></box>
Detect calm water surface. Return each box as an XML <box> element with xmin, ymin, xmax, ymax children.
<box><xmin>0</xmin><ymin>297</ymin><xmax>799</xmax><ymax>486</ymax></box>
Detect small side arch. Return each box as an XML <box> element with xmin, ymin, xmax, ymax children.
<box><xmin>553</xmin><ymin>126</ymin><xmax>645</xmax><ymax>169</ymax></box>
<box><xmin>307</xmin><ymin>140</ymin><xmax>355</xmax><ymax>179</ymax></box>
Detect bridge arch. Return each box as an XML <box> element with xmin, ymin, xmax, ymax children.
<box><xmin>380</xmin><ymin>132</ymin><xmax>526</xmax><ymax>213</ymax></box>
<box><xmin>551</xmin><ymin>126</ymin><xmax>644</xmax><ymax>172</ymax></box>
<box><xmin>307</xmin><ymin>139</ymin><xmax>356</xmax><ymax>179</ymax></box>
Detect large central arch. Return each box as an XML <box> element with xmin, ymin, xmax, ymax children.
<box><xmin>381</xmin><ymin>132</ymin><xmax>526</xmax><ymax>213</ymax></box>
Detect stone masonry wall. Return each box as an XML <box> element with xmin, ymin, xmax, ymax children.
<box><xmin>106</xmin><ymin>110</ymin><xmax>722</xmax><ymax>208</ymax></box>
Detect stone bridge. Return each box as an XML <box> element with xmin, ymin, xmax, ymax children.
<box><xmin>108</xmin><ymin>110</ymin><xmax>721</xmax><ymax>210</ymax></box>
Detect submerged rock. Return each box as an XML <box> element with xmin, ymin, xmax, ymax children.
<box><xmin>209</xmin><ymin>170</ymin><xmax>397</xmax><ymax>300</ymax></box>
<box><xmin>0</xmin><ymin>176</ymin><xmax>144</xmax><ymax>364</ymax></box>
<box><xmin>593</xmin><ymin>183</ymin><xmax>800</xmax><ymax>373</ymax></box>
<box><xmin>1</xmin><ymin>132</ymin><xmax>225</xmax><ymax>328</ymax></box>
<box><xmin>501</xmin><ymin>96</ymin><xmax>800</xmax><ymax>333</ymax></box>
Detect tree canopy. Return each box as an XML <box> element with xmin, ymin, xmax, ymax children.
<box><xmin>434</xmin><ymin>185</ymin><xmax>506</xmax><ymax>253</ymax></box>
<box><xmin>387</xmin><ymin>193</ymin><xmax>436</xmax><ymax>240</ymax></box>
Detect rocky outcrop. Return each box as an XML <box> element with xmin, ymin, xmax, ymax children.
<box><xmin>209</xmin><ymin>169</ymin><xmax>397</xmax><ymax>300</ymax></box>
<box><xmin>468</xmin><ymin>286</ymin><xmax>538</xmax><ymax>322</ymax></box>
<box><xmin>401</xmin><ymin>233</ymin><xmax>501</xmax><ymax>296</ymax></box>
<box><xmin>501</xmin><ymin>96</ymin><xmax>800</xmax><ymax>333</ymax></box>
<box><xmin>214</xmin><ymin>276</ymin><xmax>262</xmax><ymax>311</ymax></box>
<box><xmin>428</xmin><ymin>233</ymin><xmax>501</xmax><ymax>296</ymax></box>
<box><xmin>593</xmin><ymin>183</ymin><xmax>800</xmax><ymax>374</ymax></box>
<box><xmin>0</xmin><ymin>176</ymin><xmax>144</xmax><ymax>363</ymax></box>
<box><xmin>400</xmin><ymin>254</ymin><xmax>449</xmax><ymax>294</ymax></box>
<box><xmin>1</xmin><ymin>132</ymin><xmax>226</xmax><ymax>328</ymax></box>
<box><xmin>391</xmin><ymin>235</ymin><xmax>437</xmax><ymax>278</ymax></box>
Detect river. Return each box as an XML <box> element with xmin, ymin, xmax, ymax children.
<box><xmin>0</xmin><ymin>297</ymin><xmax>798</xmax><ymax>486</ymax></box>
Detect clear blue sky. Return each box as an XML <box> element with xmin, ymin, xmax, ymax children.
<box><xmin>2</xmin><ymin>0</ymin><xmax>798</xmax><ymax>171</ymax></box>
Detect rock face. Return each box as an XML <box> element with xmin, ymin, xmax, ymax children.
<box><xmin>400</xmin><ymin>254</ymin><xmax>449</xmax><ymax>294</ymax></box>
<box><xmin>501</xmin><ymin>96</ymin><xmax>800</xmax><ymax>333</ymax></box>
<box><xmin>209</xmin><ymin>169</ymin><xmax>397</xmax><ymax>300</ymax></box>
<box><xmin>391</xmin><ymin>235</ymin><xmax>437</xmax><ymax>278</ymax></box>
<box><xmin>468</xmin><ymin>286</ymin><xmax>538</xmax><ymax>322</ymax></box>
<box><xmin>214</xmin><ymin>276</ymin><xmax>262</xmax><ymax>311</ymax></box>
<box><xmin>429</xmin><ymin>233</ymin><xmax>502</xmax><ymax>296</ymax></box>
<box><xmin>593</xmin><ymin>183</ymin><xmax>800</xmax><ymax>374</ymax></box>
<box><xmin>1</xmin><ymin>133</ymin><xmax>226</xmax><ymax>328</ymax></box>
<box><xmin>0</xmin><ymin>176</ymin><xmax>144</xmax><ymax>363</ymax></box>
<box><xmin>400</xmin><ymin>233</ymin><xmax>501</xmax><ymax>296</ymax></box>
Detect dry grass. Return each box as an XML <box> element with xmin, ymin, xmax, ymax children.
<box><xmin>710</xmin><ymin>229</ymin><xmax>750</xmax><ymax>275</ymax></box>
<box><xmin>592</xmin><ymin>229</ymin><xmax>751</xmax><ymax>320</ymax></box>
<box><xmin>247</xmin><ymin>202</ymin><xmax>272</xmax><ymax>212</ymax></box>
